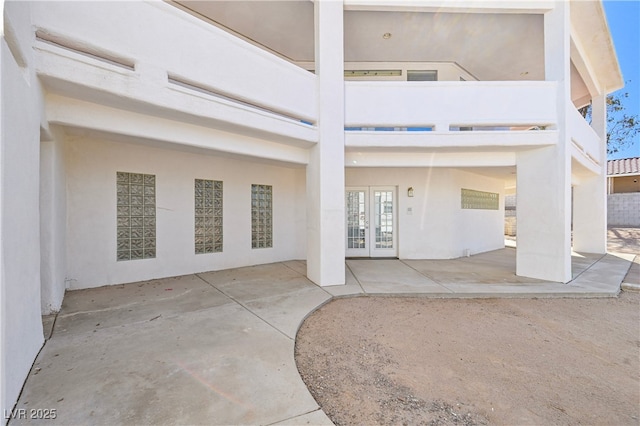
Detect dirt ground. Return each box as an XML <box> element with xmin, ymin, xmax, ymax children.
<box><xmin>295</xmin><ymin>229</ymin><xmax>640</xmax><ymax>426</ymax></box>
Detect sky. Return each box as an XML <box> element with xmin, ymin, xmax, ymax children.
<box><xmin>603</xmin><ymin>0</ymin><xmax>640</xmax><ymax>160</ymax></box>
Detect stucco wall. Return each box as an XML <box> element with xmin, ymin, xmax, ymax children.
<box><xmin>29</xmin><ymin>1</ymin><xmax>317</xmax><ymax>123</ymax></box>
<box><xmin>345</xmin><ymin>167</ymin><xmax>505</xmax><ymax>259</ymax></box>
<box><xmin>65</xmin><ymin>136</ymin><xmax>306</xmax><ymax>289</ymax></box>
<box><xmin>607</xmin><ymin>193</ymin><xmax>640</xmax><ymax>227</ymax></box>
<box><xmin>1</xmin><ymin>0</ymin><xmax>45</xmax><ymax>416</ymax></box>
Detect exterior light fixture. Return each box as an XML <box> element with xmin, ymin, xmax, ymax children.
<box><xmin>407</xmin><ymin>187</ymin><xmax>414</xmax><ymax>197</ymax></box>
<box><xmin>383</xmin><ymin>33</ymin><xmax>392</xmax><ymax>39</ymax></box>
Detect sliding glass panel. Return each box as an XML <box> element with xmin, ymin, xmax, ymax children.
<box><xmin>374</xmin><ymin>190</ymin><xmax>394</xmax><ymax>249</ymax></box>
<box><xmin>346</xmin><ymin>190</ymin><xmax>366</xmax><ymax>249</ymax></box>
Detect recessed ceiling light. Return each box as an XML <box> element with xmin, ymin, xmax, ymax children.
<box><xmin>383</xmin><ymin>33</ymin><xmax>392</xmax><ymax>39</ymax></box>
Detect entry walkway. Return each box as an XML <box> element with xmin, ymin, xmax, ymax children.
<box><xmin>15</xmin><ymin>249</ymin><xmax>634</xmax><ymax>425</ymax></box>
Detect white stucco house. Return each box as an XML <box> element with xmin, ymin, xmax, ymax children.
<box><xmin>0</xmin><ymin>0</ymin><xmax>622</xmax><ymax>416</ymax></box>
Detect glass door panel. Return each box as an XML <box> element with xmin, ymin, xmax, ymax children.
<box><xmin>346</xmin><ymin>187</ymin><xmax>397</xmax><ymax>257</ymax></box>
<box><xmin>371</xmin><ymin>188</ymin><xmax>396</xmax><ymax>257</ymax></box>
<box><xmin>346</xmin><ymin>189</ymin><xmax>368</xmax><ymax>257</ymax></box>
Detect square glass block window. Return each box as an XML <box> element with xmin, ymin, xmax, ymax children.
<box><xmin>195</xmin><ymin>179</ymin><xmax>223</xmax><ymax>254</ymax></box>
<box><xmin>117</xmin><ymin>172</ymin><xmax>156</xmax><ymax>261</ymax></box>
<box><xmin>251</xmin><ymin>184</ymin><xmax>273</xmax><ymax>249</ymax></box>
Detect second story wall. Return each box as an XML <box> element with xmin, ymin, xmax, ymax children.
<box><xmin>30</xmin><ymin>1</ymin><xmax>318</xmax><ymax>124</ymax></box>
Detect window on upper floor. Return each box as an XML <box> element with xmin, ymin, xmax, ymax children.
<box><xmin>407</xmin><ymin>70</ymin><xmax>438</xmax><ymax>81</ymax></box>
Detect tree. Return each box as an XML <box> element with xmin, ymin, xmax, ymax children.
<box><xmin>579</xmin><ymin>88</ymin><xmax>640</xmax><ymax>155</ymax></box>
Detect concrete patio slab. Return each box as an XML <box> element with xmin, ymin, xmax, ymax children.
<box><xmin>322</xmin><ymin>265</ymin><xmax>365</xmax><ymax>297</ymax></box>
<box><xmin>571</xmin><ymin>252</ymin><xmax>607</xmax><ymax>279</ymax></box>
<box><xmin>271</xmin><ymin>409</ymin><xmax>334</xmax><ymax>425</ymax></box>
<box><xmin>568</xmin><ymin>252</ymin><xmax>635</xmax><ymax>294</ymax></box>
<box><xmin>13</xmin><ymin>244</ymin><xmax>634</xmax><ymax>426</ymax></box>
<box><xmin>243</xmin><ymin>286</ymin><xmax>332</xmax><ymax>339</ymax></box>
<box><xmin>281</xmin><ymin>260</ymin><xmax>307</xmax><ymax>276</ymax></box>
<box><xmin>54</xmin><ymin>274</ymin><xmax>232</xmax><ymax>336</ymax></box>
<box><xmin>405</xmin><ymin>249</ymin><xmax>546</xmax><ymax>285</ymax></box>
<box><xmin>198</xmin><ymin>263</ymin><xmax>311</xmax><ymax>303</ymax></box>
<box><xmin>16</xmin><ymin>302</ymin><xmax>319</xmax><ymax>425</ymax></box>
<box><xmin>346</xmin><ymin>259</ymin><xmax>451</xmax><ymax>294</ymax></box>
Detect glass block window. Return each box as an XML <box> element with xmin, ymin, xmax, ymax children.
<box><xmin>195</xmin><ymin>179</ymin><xmax>223</xmax><ymax>254</ymax></box>
<box><xmin>461</xmin><ymin>188</ymin><xmax>499</xmax><ymax>210</ymax></box>
<box><xmin>117</xmin><ymin>172</ymin><xmax>156</xmax><ymax>261</ymax></box>
<box><xmin>251</xmin><ymin>184</ymin><xmax>272</xmax><ymax>249</ymax></box>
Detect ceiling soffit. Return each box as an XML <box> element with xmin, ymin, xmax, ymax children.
<box><xmin>175</xmin><ymin>1</ymin><xmax>545</xmax><ymax>81</ymax></box>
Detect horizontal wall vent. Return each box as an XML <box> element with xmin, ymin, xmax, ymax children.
<box><xmin>35</xmin><ymin>29</ymin><xmax>135</xmax><ymax>71</ymax></box>
<box><xmin>345</xmin><ymin>126</ymin><xmax>433</xmax><ymax>132</ymax></box>
<box><xmin>167</xmin><ymin>73</ymin><xmax>315</xmax><ymax>126</ymax></box>
<box><xmin>449</xmin><ymin>125</ymin><xmax>552</xmax><ymax>132</ymax></box>
<box><xmin>345</xmin><ymin>70</ymin><xmax>402</xmax><ymax>77</ymax></box>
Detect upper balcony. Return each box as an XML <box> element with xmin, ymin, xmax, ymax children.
<box><xmin>344</xmin><ymin>80</ymin><xmax>559</xmax><ymax>150</ymax></box>
<box><xmin>30</xmin><ymin>1</ymin><xmax>318</xmax><ymax>153</ymax></box>
<box><xmin>343</xmin><ymin>79</ymin><xmax>604</xmax><ymax>167</ymax></box>
<box><xmin>27</xmin><ymin>0</ymin><xmax>610</xmax><ymax>169</ymax></box>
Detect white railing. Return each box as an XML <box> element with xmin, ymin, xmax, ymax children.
<box><xmin>345</xmin><ymin>81</ymin><xmax>558</xmax><ymax>131</ymax></box>
<box><xmin>568</xmin><ymin>107</ymin><xmax>602</xmax><ymax>165</ymax></box>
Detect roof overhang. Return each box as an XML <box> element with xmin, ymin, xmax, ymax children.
<box><xmin>570</xmin><ymin>0</ymin><xmax>623</xmax><ymax>95</ymax></box>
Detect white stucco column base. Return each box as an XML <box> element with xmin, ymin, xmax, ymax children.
<box><xmin>40</xmin><ymin>134</ymin><xmax>68</xmax><ymax>314</ymax></box>
<box><xmin>573</xmin><ymin>94</ymin><xmax>607</xmax><ymax>254</ymax></box>
<box><xmin>516</xmin><ymin>147</ymin><xmax>572</xmax><ymax>283</ymax></box>
<box><xmin>306</xmin><ymin>0</ymin><xmax>345</xmax><ymax>286</ymax></box>
<box><xmin>573</xmin><ymin>174</ymin><xmax>607</xmax><ymax>254</ymax></box>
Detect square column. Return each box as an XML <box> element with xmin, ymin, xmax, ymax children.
<box><xmin>573</xmin><ymin>94</ymin><xmax>607</xmax><ymax>253</ymax></box>
<box><xmin>516</xmin><ymin>1</ymin><xmax>572</xmax><ymax>283</ymax></box>
<box><xmin>40</xmin><ymin>133</ymin><xmax>68</xmax><ymax>314</ymax></box>
<box><xmin>306</xmin><ymin>0</ymin><xmax>345</xmax><ymax>286</ymax></box>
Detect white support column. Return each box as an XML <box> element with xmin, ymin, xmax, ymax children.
<box><xmin>40</xmin><ymin>132</ymin><xmax>67</xmax><ymax>314</ymax></box>
<box><xmin>572</xmin><ymin>94</ymin><xmax>607</xmax><ymax>253</ymax></box>
<box><xmin>306</xmin><ymin>0</ymin><xmax>345</xmax><ymax>286</ymax></box>
<box><xmin>516</xmin><ymin>1</ymin><xmax>572</xmax><ymax>283</ymax></box>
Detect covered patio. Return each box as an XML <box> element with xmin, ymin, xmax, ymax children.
<box><xmin>13</xmin><ymin>248</ymin><xmax>633</xmax><ymax>425</ymax></box>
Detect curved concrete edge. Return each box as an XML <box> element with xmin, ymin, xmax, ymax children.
<box><xmin>621</xmin><ymin>283</ymin><xmax>640</xmax><ymax>292</ymax></box>
<box><xmin>18</xmin><ymin>253</ymin><xmax>633</xmax><ymax>426</ymax></box>
<box><xmin>287</xmin><ymin>252</ymin><xmax>633</xmax><ymax>423</ymax></box>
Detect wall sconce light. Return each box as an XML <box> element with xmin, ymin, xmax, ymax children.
<box><xmin>407</xmin><ymin>187</ymin><xmax>414</xmax><ymax>197</ymax></box>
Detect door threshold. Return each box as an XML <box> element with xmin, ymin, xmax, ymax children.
<box><xmin>346</xmin><ymin>257</ymin><xmax>399</xmax><ymax>260</ymax></box>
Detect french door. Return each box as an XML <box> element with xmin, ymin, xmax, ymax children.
<box><xmin>345</xmin><ymin>186</ymin><xmax>397</xmax><ymax>257</ymax></box>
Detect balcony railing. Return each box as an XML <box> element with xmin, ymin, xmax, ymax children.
<box><xmin>568</xmin><ymin>107</ymin><xmax>602</xmax><ymax>165</ymax></box>
<box><xmin>344</xmin><ymin>81</ymin><xmax>559</xmax><ymax>149</ymax></box>
<box><xmin>345</xmin><ymin>80</ymin><xmax>558</xmax><ymax>131</ymax></box>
